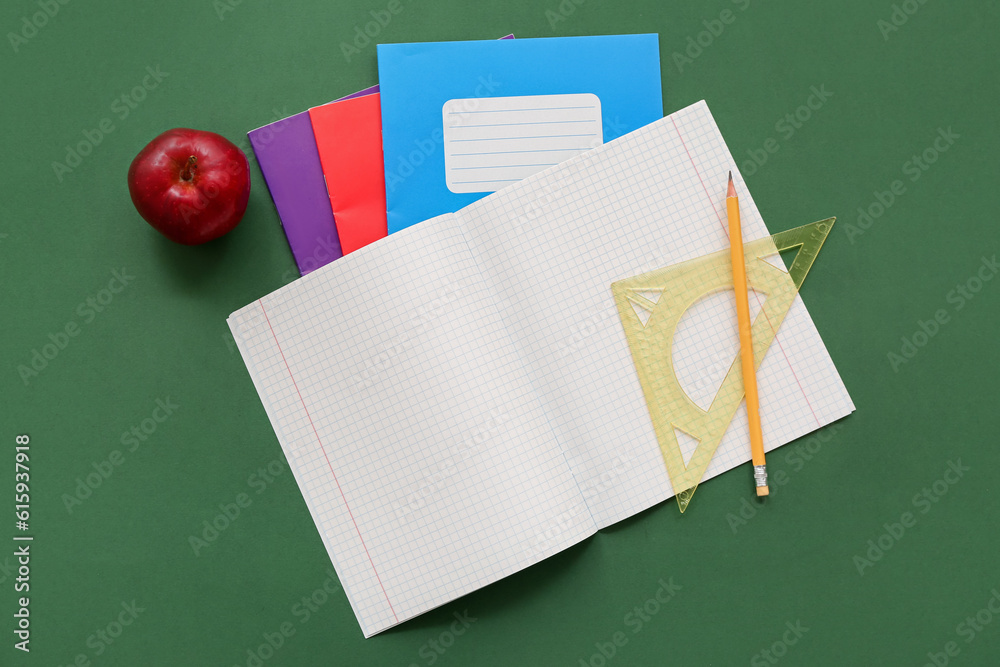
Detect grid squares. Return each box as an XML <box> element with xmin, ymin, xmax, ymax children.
<box><xmin>227</xmin><ymin>100</ymin><xmax>854</xmax><ymax>637</ymax></box>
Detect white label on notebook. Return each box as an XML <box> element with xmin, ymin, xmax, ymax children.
<box><xmin>443</xmin><ymin>93</ymin><xmax>603</xmax><ymax>194</ymax></box>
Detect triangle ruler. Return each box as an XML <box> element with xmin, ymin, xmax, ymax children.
<box><xmin>611</xmin><ymin>219</ymin><xmax>835</xmax><ymax>512</ymax></box>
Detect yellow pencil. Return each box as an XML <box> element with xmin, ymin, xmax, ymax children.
<box><xmin>726</xmin><ymin>172</ymin><xmax>768</xmax><ymax>497</ymax></box>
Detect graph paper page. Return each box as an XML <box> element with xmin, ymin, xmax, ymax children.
<box><xmin>228</xmin><ymin>214</ymin><xmax>596</xmax><ymax>637</ymax></box>
<box><xmin>458</xmin><ymin>101</ymin><xmax>855</xmax><ymax>528</ymax></box>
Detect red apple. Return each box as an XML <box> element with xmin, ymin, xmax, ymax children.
<box><xmin>127</xmin><ymin>128</ymin><xmax>251</xmax><ymax>245</ymax></box>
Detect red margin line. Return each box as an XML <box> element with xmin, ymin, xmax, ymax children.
<box><xmin>670</xmin><ymin>116</ymin><xmax>821</xmax><ymax>427</ymax></box>
<box><xmin>258</xmin><ymin>299</ymin><xmax>399</xmax><ymax>622</ymax></box>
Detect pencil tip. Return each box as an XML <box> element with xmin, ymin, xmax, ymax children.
<box><xmin>726</xmin><ymin>172</ymin><xmax>736</xmax><ymax>198</ymax></box>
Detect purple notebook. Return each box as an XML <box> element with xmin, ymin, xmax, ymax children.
<box><xmin>338</xmin><ymin>85</ymin><xmax>378</xmax><ymax>101</ymax></box>
<box><xmin>248</xmin><ymin>113</ymin><xmax>342</xmax><ymax>276</ymax></box>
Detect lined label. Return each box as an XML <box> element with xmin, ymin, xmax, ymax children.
<box><xmin>443</xmin><ymin>93</ymin><xmax>603</xmax><ymax>194</ymax></box>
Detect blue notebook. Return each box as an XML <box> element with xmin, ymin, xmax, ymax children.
<box><xmin>377</xmin><ymin>34</ymin><xmax>663</xmax><ymax>234</ymax></box>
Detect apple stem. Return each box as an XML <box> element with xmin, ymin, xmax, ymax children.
<box><xmin>180</xmin><ymin>156</ymin><xmax>198</xmax><ymax>182</ymax></box>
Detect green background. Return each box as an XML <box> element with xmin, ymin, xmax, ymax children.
<box><xmin>2</xmin><ymin>0</ymin><xmax>999</xmax><ymax>664</ymax></box>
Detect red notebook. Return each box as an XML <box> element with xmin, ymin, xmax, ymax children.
<box><xmin>309</xmin><ymin>93</ymin><xmax>387</xmax><ymax>255</ymax></box>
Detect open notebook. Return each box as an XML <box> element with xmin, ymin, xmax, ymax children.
<box><xmin>228</xmin><ymin>100</ymin><xmax>854</xmax><ymax>637</ymax></box>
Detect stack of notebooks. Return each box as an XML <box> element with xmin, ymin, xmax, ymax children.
<box><xmin>249</xmin><ymin>34</ymin><xmax>663</xmax><ymax>273</ymax></box>
<box><xmin>234</xmin><ymin>34</ymin><xmax>854</xmax><ymax>637</ymax></box>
